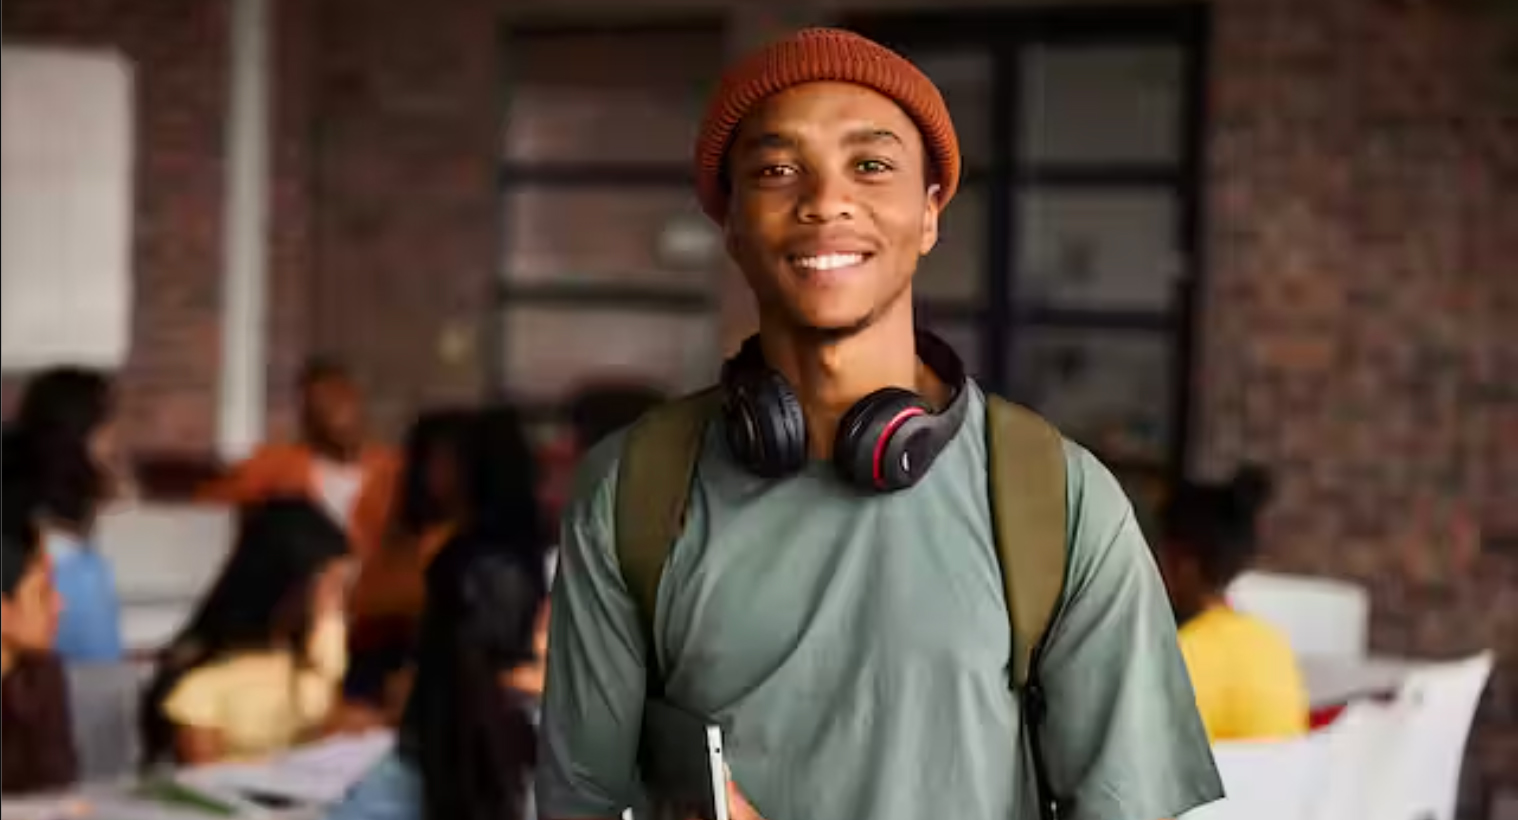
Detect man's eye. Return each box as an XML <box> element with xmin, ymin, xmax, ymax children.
<box><xmin>857</xmin><ymin>159</ymin><xmax>894</xmax><ymax>174</ymax></box>
<box><xmin>757</xmin><ymin>165</ymin><xmax>797</xmax><ymax>179</ymax></box>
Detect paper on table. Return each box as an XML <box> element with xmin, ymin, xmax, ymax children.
<box><xmin>179</xmin><ymin>731</ymin><xmax>395</xmax><ymax>807</ymax></box>
<box><xmin>0</xmin><ymin>796</ymin><xmax>91</xmax><ymax>820</ymax></box>
<box><xmin>3</xmin><ymin>788</ymin><xmax>256</xmax><ymax>820</ymax></box>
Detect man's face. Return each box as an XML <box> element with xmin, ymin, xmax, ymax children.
<box><xmin>724</xmin><ymin>82</ymin><xmax>943</xmax><ymax>336</ymax></box>
<box><xmin>303</xmin><ymin>376</ymin><xmax>364</xmax><ymax>456</ymax></box>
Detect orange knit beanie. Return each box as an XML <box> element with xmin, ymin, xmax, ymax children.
<box><xmin>694</xmin><ymin>28</ymin><xmax>961</xmax><ymax>224</ymax></box>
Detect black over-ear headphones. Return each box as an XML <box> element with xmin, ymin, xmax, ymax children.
<box><xmin>720</xmin><ymin>330</ymin><xmax>971</xmax><ymax>492</ymax></box>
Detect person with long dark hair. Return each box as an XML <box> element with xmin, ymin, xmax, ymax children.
<box><xmin>3</xmin><ymin>367</ymin><xmax>127</xmax><ymax>662</ymax></box>
<box><xmin>329</xmin><ymin>540</ymin><xmax>547</xmax><ymax>820</ymax></box>
<box><xmin>457</xmin><ymin>406</ymin><xmax>546</xmax><ymax>558</ymax></box>
<box><xmin>140</xmin><ymin>498</ymin><xmax>353</xmax><ymax>766</ymax></box>
<box><xmin>1</xmin><ymin>476</ymin><xmax>77</xmax><ymax>795</ymax></box>
<box><xmin>340</xmin><ymin>409</ymin><xmax>473</xmax><ymax>726</ymax></box>
<box><xmin>328</xmin><ymin>405</ymin><xmax>548</xmax><ymax>820</ymax></box>
<box><xmin>1157</xmin><ymin>466</ymin><xmax>1309</xmax><ymax>742</ymax></box>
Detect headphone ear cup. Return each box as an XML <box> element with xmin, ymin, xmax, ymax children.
<box><xmin>723</xmin><ymin>370</ymin><xmax>808</xmax><ymax>478</ymax></box>
<box><xmin>834</xmin><ymin>389</ymin><xmax>932</xmax><ymax>492</ymax></box>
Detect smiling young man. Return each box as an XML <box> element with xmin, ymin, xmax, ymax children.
<box><xmin>538</xmin><ymin>28</ymin><xmax>1222</xmax><ymax>820</ymax></box>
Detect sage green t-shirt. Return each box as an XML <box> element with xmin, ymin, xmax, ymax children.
<box><xmin>538</xmin><ymin>386</ymin><xmax>1222</xmax><ymax>820</ymax></box>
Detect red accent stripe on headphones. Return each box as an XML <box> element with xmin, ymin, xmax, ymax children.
<box><xmin>872</xmin><ymin>407</ymin><xmax>928</xmax><ymax>489</ymax></box>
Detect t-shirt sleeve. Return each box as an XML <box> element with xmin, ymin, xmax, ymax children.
<box><xmin>48</xmin><ymin>546</ymin><xmax>124</xmax><ymax>663</ymax></box>
<box><xmin>536</xmin><ymin>434</ymin><xmax>649</xmax><ymax>819</ymax></box>
<box><xmin>1038</xmin><ymin>443</ymin><xmax>1224</xmax><ymax>820</ymax></box>
<box><xmin>195</xmin><ymin>446</ymin><xmax>279</xmax><ymax>503</ymax></box>
<box><xmin>162</xmin><ymin>666</ymin><xmax>228</xmax><ymax>731</ymax></box>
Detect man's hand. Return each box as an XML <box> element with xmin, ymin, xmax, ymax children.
<box><xmin>681</xmin><ymin>772</ymin><xmax>765</xmax><ymax>820</ymax></box>
<box><xmin>725</xmin><ymin>777</ymin><xmax>766</xmax><ymax>820</ymax></box>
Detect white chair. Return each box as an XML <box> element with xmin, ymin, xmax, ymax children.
<box><xmin>1298</xmin><ymin>654</ymin><xmax>1421</xmax><ymax>710</ymax></box>
<box><xmin>1189</xmin><ymin>698</ymin><xmax>1411</xmax><ymax>820</ymax></box>
<box><xmin>1227</xmin><ymin>571</ymin><xmax>1371</xmax><ymax>660</ymax></box>
<box><xmin>95</xmin><ymin>502</ymin><xmax>234</xmax><ymax>651</ymax></box>
<box><xmin>1364</xmin><ymin>653</ymin><xmax>1495</xmax><ymax>820</ymax></box>
<box><xmin>64</xmin><ymin>660</ymin><xmax>153</xmax><ymax>782</ymax></box>
<box><xmin>1189</xmin><ymin>732</ymin><xmax>1331</xmax><ymax>820</ymax></box>
<box><xmin>1189</xmin><ymin>654</ymin><xmax>1496</xmax><ymax>820</ymax></box>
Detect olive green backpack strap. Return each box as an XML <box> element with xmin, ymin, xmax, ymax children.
<box><xmin>614</xmin><ymin>387</ymin><xmax>722</xmax><ymax>697</ymax></box>
<box><xmin>985</xmin><ymin>394</ymin><xmax>1070</xmax><ymax>820</ymax></box>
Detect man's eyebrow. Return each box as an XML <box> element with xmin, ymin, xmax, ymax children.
<box><xmin>734</xmin><ymin>132</ymin><xmax>799</xmax><ymax>154</ymax></box>
<box><xmin>734</xmin><ymin>128</ymin><xmax>905</xmax><ymax>154</ymax></box>
<box><xmin>843</xmin><ymin>127</ymin><xmax>905</xmax><ymax>148</ymax></box>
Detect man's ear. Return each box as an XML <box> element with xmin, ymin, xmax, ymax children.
<box><xmin>919</xmin><ymin>184</ymin><xmax>944</xmax><ymax>256</ymax></box>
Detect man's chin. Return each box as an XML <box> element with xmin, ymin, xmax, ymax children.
<box><xmin>790</xmin><ymin>314</ymin><xmax>876</xmax><ymax>343</ymax></box>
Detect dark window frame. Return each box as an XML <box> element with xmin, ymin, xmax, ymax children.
<box><xmin>493</xmin><ymin>18</ymin><xmax>728</xmax><ymax>419</ymax></box>
<box><xmin>846</xmin><ymin>4</ymin><xmax>1211</xmax><ymax>481</ymax></box>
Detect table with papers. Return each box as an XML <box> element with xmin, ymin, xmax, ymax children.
<box><xmin>1</xmin><ymin>732</ymin><xmax>393</xmax><ymax>820</ymax></box>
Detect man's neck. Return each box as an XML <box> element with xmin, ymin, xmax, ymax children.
<box><xmin>2</xmin><ymin>645</ymin><xmax>16</xmax><ymax>679</ymax></box>
<box><xmin>761</xmin><ymin>306</ymin><xmax>944</xmax><ymax>460</ymax></box>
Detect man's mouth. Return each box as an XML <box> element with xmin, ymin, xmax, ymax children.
<box><xmin>789</xmin><ymin>252</ymin><xmax>873</xmax><ymax>272</ymax></box>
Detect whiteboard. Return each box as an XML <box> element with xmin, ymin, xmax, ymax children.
<box><xmin>1</xmin><ymin>46</ymin><xmax>135</xmax><ymax>370</ymax></box>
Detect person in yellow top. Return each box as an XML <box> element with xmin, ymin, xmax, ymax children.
<box><xmin>1158</xmin><ymin>467</ymin><xmax>1310</xmax><ymax>743</ymax></box>
<box><xmin>140</xmin><ymin>498</ymin><xmax>354</xmax><ymax>766</ymax></box>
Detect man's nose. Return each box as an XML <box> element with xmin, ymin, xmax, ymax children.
<box><xmin>795</xmin><ymin>169</ymin><xmax>857</xmax><ymax>223</ymax></box>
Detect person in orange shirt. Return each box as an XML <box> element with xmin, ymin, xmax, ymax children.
<box><xmin>198</xmin><ymin>359</ymin><xmax>399</xmax><ymax>558</ymax></box>
<box><xmin>1158</xmin><ymin>467</ymin><xmax>1310</xmax><ymax>743</ymax></box>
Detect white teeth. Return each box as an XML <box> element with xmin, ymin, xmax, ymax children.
<box><xmin>794</xmin><ymin>253</ymin><xmax>866</xmax><ymax>272</ymax></box>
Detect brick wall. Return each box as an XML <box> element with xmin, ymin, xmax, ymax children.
<box><xmin>298</xmin><ymin>0</ymin><xmax>501</xmax><ymax>439</ymax></box>
<box><xmin>262</xmin><ymin>0</ymin><xmax>320</xmax><ymax>441</ymax></box>
<box><xmin>2</xmin><ymin>0</ymin><xmax>230</xmax><ymax>455</ymax></box>
<box><xmin>1200</xmin><ymin>0</ymin><xmax>1518</xmax><ymax>811</ymax></box>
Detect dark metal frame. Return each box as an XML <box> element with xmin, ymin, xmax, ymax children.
<box><xmin>493</xmin><ymin>18</ymin><xmax>727</xmax><ymax>420</ymax></box>
<box><xmin>848</xmin><ymin>4</ymin><xmax>1211</xmax><ymax>479</ymax></box>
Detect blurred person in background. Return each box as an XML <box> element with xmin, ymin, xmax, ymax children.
<box><xmin>338</xmin><ymin>409</ymin><xmax>474</xmax><ymax>729</ymax></box>
<box><xmin>1</xmin><ymin>478</ymin><xmax>77</xmax><ymax>795</ymax></box>
<box><xmin>328</xmin><ymin>405</ymin><xmax>549</xmax><ymax>820</ymax></box>
<box><xmin>567</xmin><ymin>383</ymin><xmax>668</xmax><ymax>451</ymax></box>
<box><xmin>537</xmin><ymin>384</ymin><xmax>668</xmax><ymax>536</ymax></box>
<box><xmin>139</xmin><ymin>498</ymin><xmax>353</xmax><ymax>767</ymax></box>
<box><xmin>2</xmin><ymin>367</ymin><xmax>127</xmax><ymax>663</ymax></box>
<box><xmin>328</xmin><ymin>538</ymin><xmax>548</xmax><ymax>820</ymax></box>
<box><xmin>446</xmin><ymin>405</ymin><xmax>550</xmax><ymax>688</ymax></box>
<box><xmin>1157</xmin><ymin>467</ymin><xmax>1309</xmax><ymax>742</ymax></box>
<box><xmin>198</xmin><ymin>359</ymin><xmax>399</xmax><ymax>558</ymax></box>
